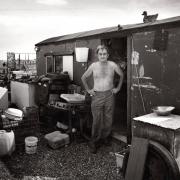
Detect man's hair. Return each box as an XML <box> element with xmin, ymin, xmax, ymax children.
<box><xmin>96</xmin><ymin>45</ymin><xmax>109</xmax><ymax>54</ymax></box>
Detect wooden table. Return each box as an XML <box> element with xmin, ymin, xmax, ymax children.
<box><xmin>133</xmin><ymin>113</ymin><xmax>180</xmax><ymax>169</ymax></box>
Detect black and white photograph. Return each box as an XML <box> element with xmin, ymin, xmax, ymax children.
<box><xmin>0</xmin><ymin>0</ymin><xmax>180</xmax><ymax>179</ymax></box>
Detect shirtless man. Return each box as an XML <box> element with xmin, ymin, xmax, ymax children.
<box><xmin>81</xmin><ymin>45</ymin><xmax>124</xmax><ymax>153</ymax></box>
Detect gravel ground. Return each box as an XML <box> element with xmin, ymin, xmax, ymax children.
<box><xmin>0</xmin><ymin>132</ymin><xmax>126</xmax><ymax>180</ymax></box>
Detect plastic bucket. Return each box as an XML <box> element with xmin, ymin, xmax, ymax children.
<box><xmin>115</xmin><ymin>152</ymin><xmax>125</xmax><ymax>169</ymax></box>
<box><xmin>25</xmin><ymin>136</ymin><xmax>38</xmax><ymax>154</ymax></box>
<box><xmin>75</xmin><ymin>47</ymin><xmax>89</xmax><ymax>62</ymax></box>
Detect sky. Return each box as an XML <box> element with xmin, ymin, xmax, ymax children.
<box><xmin>0</xmin><ymin>0</ymin><xmax>180</xmax><ymax>60</ymax></box>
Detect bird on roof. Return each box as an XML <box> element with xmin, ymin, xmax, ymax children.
<box><xmin>117</xmin><ymin>24</ymin><xmax>122</xmax><ymax>31</ymax></box>
<box><xmin>142</xmin><ymin>11</ymin><xmax>158</xmax><ymax>23</ymax></box>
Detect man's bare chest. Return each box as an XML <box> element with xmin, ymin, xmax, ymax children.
<box><xmin>93</xmin><ymin>65</ymin><xmax>114</xmax><ymax>78</ymax></box>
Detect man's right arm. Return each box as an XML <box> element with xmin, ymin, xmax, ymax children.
<box><xmin>81</xmin><ymin>63</ymin><xmax>95</xmax><ymax>96</ymax></box>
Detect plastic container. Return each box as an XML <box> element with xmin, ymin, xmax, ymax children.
<box><xmin>0</xmin><ymin>130</ymin><xmax>15</xmax><ymax>156</ymax></box>
<box><xmin>115</xmin><ymin>147</ymin><xmax>129</xmax><ymax>173</ymax></box>
<box><xmin>25</xmin><ymin>136</ymin><xmax>38</xmax><ymax>154</ymax></box>
<box><xmin>75</xmin><ymin>47</ymin><xmax>89</xmax><ymax>62</ymax></box>
<box><xmin>44</xmin><ymin>131</ymin><xmax>69</xmax><ymax>149</ymax></box>
<box><xmin>4</xmin><ymin>108</ymin><xmax>23</xmax><ymax>120</ymax></box>
<box><xmin>115</xmin><ymin>152</ymin><xmax>125</xmax><ymax>169</ymax></box>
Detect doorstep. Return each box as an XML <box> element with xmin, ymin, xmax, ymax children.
<box><xmin>112</xmin><ymin>132</ymin><xmax>127</xmax><ymax>144</ymax></box>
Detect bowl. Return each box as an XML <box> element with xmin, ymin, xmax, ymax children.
<box><xmin>152</xmin><ymin>106</ymin><xmax>175</xmax><ymax>116</ymax></box>
<box><xmin>4</xmin><ymin>108</ymin><xmax>23</xmax><ymax>120</ymax></box>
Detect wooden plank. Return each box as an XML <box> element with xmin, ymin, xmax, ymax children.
<box><xmin>125</xmin><ymin>137</ymin><xmax>149</xmax><ymax>180</ymax></box>
<box><xmin>126</xmin><ymin>36</ymin><xmax>133</xmax><ymax>144</ymax></box>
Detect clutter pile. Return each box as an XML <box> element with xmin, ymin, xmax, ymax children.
<box><xmin>0</xmin><ymin>105</ymin><xmax>39</xmax><ymax>155</ymax></box>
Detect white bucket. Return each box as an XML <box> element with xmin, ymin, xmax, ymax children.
<box><xmin>25</xmin><ymin>136</ymin><xmax>38</xmax><ymax>154</ymax></box>
<box><xmin>115</xmin><ymin>152</ymin><xmax>124</xmax><ymax>169</ymax></box>
<box><xmin>75</xmin><ymin>47</ymin><xmax>89</xmax><ymax>62</ymax></box>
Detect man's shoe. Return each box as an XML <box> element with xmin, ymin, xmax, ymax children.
<box><xmin>88</xmin><ymin>142</ymin><xmax>97</xmax><ymax>154</ymax></box>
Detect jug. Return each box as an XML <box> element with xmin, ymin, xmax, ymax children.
<box><xmin>0</xmin><ymin>130</ymin><xmax>15</xmax><ymax>156</ymax></box>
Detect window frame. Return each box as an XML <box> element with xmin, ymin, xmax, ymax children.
<box><xmin>45</xmin><ymin>54</ymin><xmax>73</xmax><ymax>80</ymax></box>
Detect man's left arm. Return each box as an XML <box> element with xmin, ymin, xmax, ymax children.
<box><xmin>112</xmin><ymin>63</ymin><xmax>124</xmax><ymax>94</ymax></box>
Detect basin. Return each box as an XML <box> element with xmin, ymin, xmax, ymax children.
<box><xmin>60</xmin><ymin>93</ymin><xmax>85</xmax><ymax>103</ymax></box>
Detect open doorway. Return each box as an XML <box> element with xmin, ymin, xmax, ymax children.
<box><xmin>102</xmin><ymin>37</ymin><xmax>127</xmax><ymax>142</ymax></box>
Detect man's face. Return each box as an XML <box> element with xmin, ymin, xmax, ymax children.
<box><xmin>97</xmin><ymin>49</ymin><xmax>108</xmax><ymax>62</ymax></box>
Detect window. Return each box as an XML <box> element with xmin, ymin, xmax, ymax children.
<box><xmin>63</xmin><ymin>56</ymin><xmax>73</xmax><ymax>80</ymax></box>
<box><xmin>54</xmin><ymin>56</ymin><xmax>63</xmax><ymax>73</ymax></box>
<box><xmin>46</xmin><ymin>56</ymin><xmax>54</xmax><ymax>73</ymax></box>
<box><xmin>46</xmin><ymin>55</ymin><xmax>73</xmax><ymax>80</ymax></box>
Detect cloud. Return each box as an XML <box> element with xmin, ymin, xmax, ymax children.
<box><xmin>36</xmin><ymin>0</ymin><xmax>68</xmax><ymax>6</ymax></box>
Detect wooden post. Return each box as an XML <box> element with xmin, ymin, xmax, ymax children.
<box><xmin>125</xmin><ymin>137</ymin><xmax>149</xmax><ymax>180</ymax></box>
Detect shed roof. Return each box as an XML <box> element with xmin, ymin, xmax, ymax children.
<box><xmin>36</xmin><ymin>16</ymin><xmax>180</xmax><ymax>46</ymax></box>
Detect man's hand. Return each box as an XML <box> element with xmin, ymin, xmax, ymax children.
<box><xmin>87</xmin><ymin>89</ymin><xmax>96</xmax><ymax>96</ymax></box>
<box><xmin>111</xmin><ymin>88</ymin><xmax>119</xmax><ymax>94</ymax></box>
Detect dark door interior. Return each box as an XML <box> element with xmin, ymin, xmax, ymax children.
<box><xmin>102</xmin><ymin>37</ymin><xmax>127</xmax><ymax>138</ymax></box>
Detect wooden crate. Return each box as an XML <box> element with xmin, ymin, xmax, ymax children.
<box><xmin>133</xmin><ymin>113</ymin><xmax>180</xmax><ymax>169</ymax></box>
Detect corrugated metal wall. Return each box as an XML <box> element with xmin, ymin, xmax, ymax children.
<box><xmin>131</xmin><ymin>27</ymin><xmax>180</xmax><ymax>117</ymax></box>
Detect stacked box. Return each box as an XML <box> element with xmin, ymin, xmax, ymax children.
<box><xmin>44</xmin><ymin>131</ymin><xmax>69</xmax><ymax>149</ymax></box>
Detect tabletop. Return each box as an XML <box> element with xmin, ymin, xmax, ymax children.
<box><xmin>133</xmin><ymin>113</ymin><xmax>180</xmax><ymax>130</ymax></box>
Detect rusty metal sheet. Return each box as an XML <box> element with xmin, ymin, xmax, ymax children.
<box><xmin>131</xmin><ymin>27</ymin><xmax>180</xmax><ymax>117</ymax></box>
